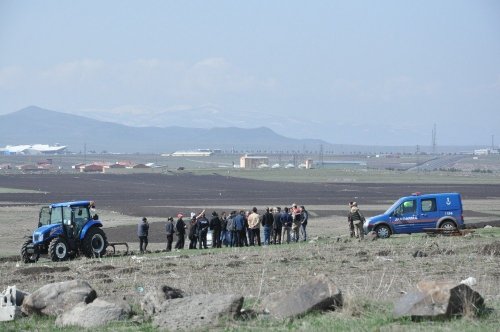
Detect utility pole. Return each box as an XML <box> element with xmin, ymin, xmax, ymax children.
<box><xmin>432</xmin><ymin>124</ymin><xmax>437</xmax><ymax>155</ymax></box>
<box><xmin>319</xmin><ymin>144</ymin><xmax>324</xmax><ymax>169</ymax></box>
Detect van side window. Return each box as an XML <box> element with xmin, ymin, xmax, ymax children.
<box><xmin>422</xmin><ymin>198</ymin><xmax>437</xmax><ymax>212</ymax></box>
<box><xmin>395</xmin><ymin>200</ymin><xmax>416</xmax><ymax>215</ymax></box>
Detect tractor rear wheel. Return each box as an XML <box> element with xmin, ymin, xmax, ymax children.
<box><xmin>82</xmin><ymin>227</ymin><xmax>107</xmax><ymax>258</ymax></box>
<box><xmin>49</xmin><ymin>237</ymin><xmax>69</xmax><ymax>261</ymax></box>
<box><xmin>21</xmin><ymin>239</ymin><xmax>39</xmax><ymax>263</ymax></box>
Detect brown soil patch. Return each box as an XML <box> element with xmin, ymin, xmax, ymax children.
<box><xmin>481</xmin><ymin>241</ymin><xmax>500</xmax><ymax>256</ymax></box>
<box><xmin>15</xmin><ymin>266</ymin><xmax>70</xmax><ymax>275</ymax></box>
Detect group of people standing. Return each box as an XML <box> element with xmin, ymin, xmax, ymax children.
<box><xmin>136</xmin><ymin>204</ymin><xmax>309</xmax><ymax>252</ymax></box>
<box><xmin>137</xmin><ymin>201</ymin><xmax>367</xmax><ymax>253</ymax></box>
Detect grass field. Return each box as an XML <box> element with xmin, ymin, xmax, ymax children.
<box><xmin>191</xmin><ymin>168</ymin><xmax>500</xmax><ymax>185</ymax></box>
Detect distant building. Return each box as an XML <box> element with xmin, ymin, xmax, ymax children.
<box><xmin>474</xmin><ymin>148</ymin><xmax>499</xmax><ymax>155</ymax></box>
<box><xmin>164</xmin><ymin>149</ymin><xmax>221</xmax><ymax>157</ymax></box>
<box><xmin>305</xmin><ymin>159</ymin><xmax>314</xmax><ymax>169</ymax></box>
<box><xmin>240</xmin><ymin>154</ymin><xmax>269</xmax><ymax>169</ymax></box>
<box><xmin>82</xmin><ymin>164</ymin><xmax>105</xmax><ymax>173</ymax></box>
<box><xmin>0</xmin><ymin>144</ymin><xmax>66</xmax><ymax>155</ymax></box>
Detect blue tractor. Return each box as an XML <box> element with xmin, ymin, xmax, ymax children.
<box><xmin>21</xmin><ymin>201</ymin><xmax>108</xmax><ymax>263</ymax></box>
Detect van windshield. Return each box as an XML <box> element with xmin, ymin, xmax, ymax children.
<box><xmin>384</xmin><ymin>198</ymin><xmax>404</xmax><ymax>215</ymax></box>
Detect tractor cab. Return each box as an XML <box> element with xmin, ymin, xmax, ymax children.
<box><xmin>22</xmin><ymin>201</ymin><xmax>107</xmax><ymax>263</ymax></box>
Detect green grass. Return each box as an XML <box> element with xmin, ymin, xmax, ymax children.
<box><xmin>188</xmin><ymin>168</ymin><xmax>500</xmax><ymax>184</ymax></box>
<box><xmin>0</xmin><ymin>187</ymin><xmax>43</xmax><ymax>194</ymax></box>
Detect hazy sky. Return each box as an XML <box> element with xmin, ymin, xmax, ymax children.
<box><xmin>1</xmin><ymin>0</ymin><xmax>499</xmax><ymax>146</ymax></box>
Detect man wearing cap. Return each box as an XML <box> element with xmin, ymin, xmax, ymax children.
<box><xmin>348</xmin><ymin>202</ymin><xmax>365</xmax><ymax>240</ymax></box>
<box><xmin>137</xmin><ymin>217</ymin><xmax>149</xmax><ymax>254</ymax></box>
<box><xmin>165</xmin><ymin>217</ymin><xmax>175</xmax><ymax>252</ymax></box>
<box><xmin>209</xmin><ymin>211</ymin><xmax>222</xmax><ymax>248</ymax></box>
<box><xmin>175</xmin><ymin>214</ymin><xmax>186</xmax><ymax>250</ymax></box>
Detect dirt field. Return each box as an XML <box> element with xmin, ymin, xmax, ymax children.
<box><xmin>1</xmin><ymin>173</ymin><xmax>500</xmax><ymax>330</ymax></box>
<box><xmin>1</xmin><ymin>173</ymin><xmax>500</xmax><ymax>255</ymax></box>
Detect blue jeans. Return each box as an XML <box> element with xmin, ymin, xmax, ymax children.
<box><xmin>263</xmin><ymin>226</ymin><xmax>271</xmax><ymax>245</ymax></box>
<box><xmin>301</xmin><ymin>223</ymin><xmax>307</xmax><ymax>241</ymax></box>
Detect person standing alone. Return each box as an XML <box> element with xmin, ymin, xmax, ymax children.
<box><xmin>137</xmin><ymin>217</ymin><xmax>149</xmax><ymax>254</ymax></box>
<box><xmin>165</xmin><ymin>217</ymin><xmax>175</xmax><ymax>252</ymax></box>
<box><xmin>348</xmin><ymin>202</ymin><xmax>365</xmax><ymax>240</ymax></box>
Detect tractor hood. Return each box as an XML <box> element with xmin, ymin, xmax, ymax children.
<box><xmin>33</xmin><ymin>224</ymin><xmax>63</xmax><ymax>245</ymax></box>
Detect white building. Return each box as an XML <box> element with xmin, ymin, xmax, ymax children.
<box><xmin>0</xmin><ymin>144</ymin><xmax>66</xmax><ymax>155</ymax></box>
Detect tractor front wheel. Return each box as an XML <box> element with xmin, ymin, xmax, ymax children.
<box><xmin>82</xmin><ymin>227</ymin><xmax>107</xmax><ymax>258</ymax></box>
<box><xmin>21</xmin><ymin>239</ymin><xmax>39</xmax><ymax>263</ymax></box>
<box><xmin>49</xmin><ymin>237</ymin><xmax>69</xmax><ymax>261</ymax></box>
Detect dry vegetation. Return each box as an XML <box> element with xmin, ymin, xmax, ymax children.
<box><xmin>1</xmin><ymin>214</ymin><xmax>499</xmax><ymax>331</ymax></box>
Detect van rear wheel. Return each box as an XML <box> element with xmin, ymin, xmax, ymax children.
<box><xmin>440</xmin><ymin>221</ymin><xmax>456</xmax><ymax>230</ymax></box>
<box><xmin>375</xmin><ymin>225</ymin><xmax>391</xmax><ymax>239</ymax></box>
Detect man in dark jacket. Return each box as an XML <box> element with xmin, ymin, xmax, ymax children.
<box><xmin>188</xmin><ymin>214</ymin><xmax>198</xmax><ymax>249</ymax></box>
<box><xmin>300</xmin><ymin>206</ymin><xmax>309</xmax><ymax>242</ymax></box>
<box><xmin>209</xmin><ymin>211</ymin><xmax>222</xmax><ymax>248</ymax></box>
<box><xmin>272</xmin><ymin>207</ymin><xmax>282</xmax><ymax>244</ymax></box>
<box><xmin>261</xmin><ymin>207</ymin><xmax>274</xmax><ymax>245</ymax></box>
<box><xmin>197</xmin><ymin>211</ymin><xmax>210</xmax><ymax>249</ymax></box>
<box><xmin>175</xmin><ymin>214</ymin><xmax>186</xmax><ymax>250</ymax></box>
<box><xmin>280</xmin><ymin>207</ymin><xmax>293</xmax><ymax>244</ymax></box>
<box><xmin>137</xmin><ymin>217</ymin><xmax>149</xmax><ymax>254</ymax></box>
<box><xmin>165</xmin><ymin>217</ymin><xmax>175</xmax><ymax>252</ymax></box>
<box><xmin>233</xmin><ymin>211</ymin><xmax>246</xmax><ymax>247</ymax></box>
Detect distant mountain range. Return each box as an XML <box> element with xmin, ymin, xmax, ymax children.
<box><xmin>0</xmin><ymin>106</ymin><xmax>487</xmax><ymax>154</ymax></box>
<box><xmin>0</xmin><ymin>106</ymin><xmax>333</xmax><ymax>153</ymax></box>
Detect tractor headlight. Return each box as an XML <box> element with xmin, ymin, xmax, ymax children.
<box><xmin>34</xmin><ymin>233</ymin><xmax>43</xmax><ymax>243</ymax></box>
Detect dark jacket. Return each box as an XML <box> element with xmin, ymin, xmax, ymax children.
<box><xmin>176</xmin><ymin>218</ymin><xmax>186</xmax><ymax>234</ymax></box>
<box><xmin>209</xmin><ymin>216</ymin><xmax>222</xmax><ymax>232</ymax></box>
<box><xmin>301</xmin><ymin>209</ymin><xmax>309</xmax><ymax>225</ymax></box>
<box><xmin>273</xmin><ymin>212</ymin><xmax>282</xmax><ymax>230</ymax></box>
<box><xmin>188</xmin><ymin>220</ymin><xmax>198</xmax><ymax>238</ymax></box>
<box><xmin>197</xmin><ymin>217</ymin><xmax>210</xmax><ymax>236</ymax></box>
<box><xmin>166</xmin><ymin>221</ymin><xmax>175</xmax><ymax>235</ymax></box>
<box><xmin>137</xmin><ymin>221</ymin><xmax>149</xmax><ymax>237</ymax></box>
<box><xmin>280</xmin><ymin>212</ymin><xmax>293</xmax><ymax>227</ymax></box>
<box><xmin>262</xmin><ymin>211</ymin><xmax>274</xmax><ymax>227</ymax></box>
<box><xmin>234</xmin><ymin>213</ymin><xmax>245</xmax><ymax>231</ymax></box>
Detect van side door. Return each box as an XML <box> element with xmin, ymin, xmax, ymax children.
<box><xmin>419</xmin><ymin>197</ymin><xmax>439</xmax><ymax>229</ymax></box>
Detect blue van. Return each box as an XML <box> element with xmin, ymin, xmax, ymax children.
<box><xmin>363</xmin><ymin>192</ymin><xmax>465</xmax><ymax>238</ymax></box>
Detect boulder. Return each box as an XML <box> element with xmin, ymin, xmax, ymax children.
<box><xmin>261</xmin><ymin>274</ymin><xmax>342</xmax><ymax>319</ymax></box>
<box><xmin>141</xmin><ymin>285</ymin><xmax>185</xmax><ymax>317</ymax></box>
<box><xmin>366</xmin><ymin>231</ymin><xmax>378</xmax><ymax>241</ymax></box>
<box><xmin>153</xmin><ymin>294</ymin><xmax>243</xmax><ymax>331</ymax></box>
<box><xmin>21</xmin><ymin>280</ymin><xmax>97</xmax><ymax>316</ymax></box>
<box><xmin>55</xmin><ymin>298</ymin><xmax>130</xmax><ymax>328</ymax></box>
<box><xmin>394</xmin><ymin>280</ymin><xmax>484</xmax><ymax>319</ymax></box>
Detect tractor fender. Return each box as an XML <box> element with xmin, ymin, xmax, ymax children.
<box><xmin>80</xmin><ymin>220</ymin><xmax>103</xmax><ymax>240</ymax></box>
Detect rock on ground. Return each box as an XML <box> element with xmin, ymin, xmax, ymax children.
<box><xmin>153</xmin><ymin>294</ymin><xmax>243</xmax><ymax>331</ymax></box>
<box><xmin>141</xmin><ymin>285</ymin><xmax>185</xmax><ymax>317</ymax></box>
<box><xmin>261</xmin><ymin>274</ymin><xmax>343</xmax><ymax>320</ymax></box>
<box><xmin>21</xmin><ymin>280</ymin><xmax>97</xmax><ymax>316</ymax></box>
<box><xmin>394</xmin><ymin>280</ymin><xmax>484</xmax><ymax>319</ymax></box>
<box><xmin>55</xmin><ymin>298</ymin><xmax>130</xmax><ymax>328</ymax></box>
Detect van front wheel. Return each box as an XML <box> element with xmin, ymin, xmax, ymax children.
<box><xmin>375</xmin><ymin>225</ymin><xmax>391</xmax><ymax>239</ymax></box>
